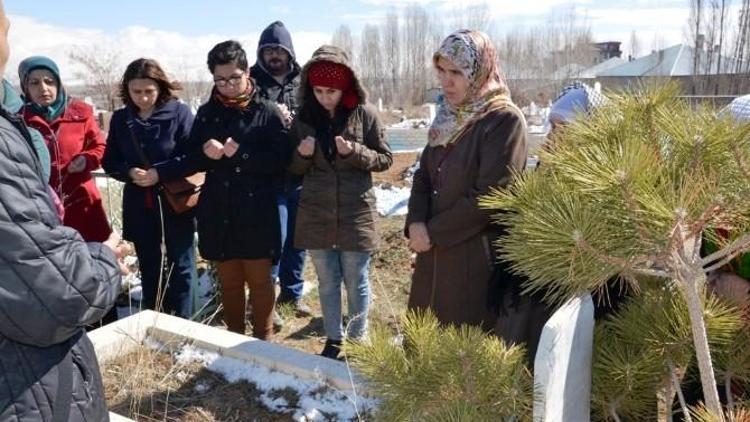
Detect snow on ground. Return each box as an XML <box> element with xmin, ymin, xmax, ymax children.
<box><xmin>388</xmin><ymin>118</ymin><xmax>430</xmax><ymax>129</ymax></box>
<box><xmin>175</xmin><ymin>345</ymin><xmax>378</xmax><ymax>422</ymax></box>
<box><xmin>373</xmin><ymin>184</ymin><xmax>411</xmax><ymax>217</ymax></box>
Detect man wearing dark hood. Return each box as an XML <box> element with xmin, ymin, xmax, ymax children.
<box><xmin>250</xmin><ymin>21</ymin><xmax>310</xmax><ymax>323</ymax></box>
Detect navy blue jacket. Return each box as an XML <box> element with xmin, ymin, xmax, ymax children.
<box><xmin>102</xmin><ymin>100</ymin><xmax>195</xmax><ymax>241</ymax></box>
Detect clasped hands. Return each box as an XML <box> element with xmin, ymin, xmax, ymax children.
<box><xmin>408</xmin><ymin>222</ymin><xmax>432</xmax><ymax>253</ymax></box>
<box><xmin>67</xmin><ymin>155</ymin><xmax>88</xmax><ymax>174</ymax></box>
<box><xmin>128</xmin><ymin>167</ymin><xmax>159</xmax><ymax>187</ymax></box>
<box><xmin>202</xmin><ymin>137</ymin><xmax>240</xmax><ymax>160</ymax></box>
<box><xmin>296</xmin><ymin>135</ymin><xmax>353</xmax><ymax>157</ymax></box>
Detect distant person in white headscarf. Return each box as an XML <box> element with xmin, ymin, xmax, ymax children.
<box><xmin>547</xmin><ymin>81</ymin><xmax>607</xmax><ymax>136</ymax></box>
<box><xmin>723</xmin><ymin>93</ymin><xmax>750</xmax><ymax>122</ymax></box>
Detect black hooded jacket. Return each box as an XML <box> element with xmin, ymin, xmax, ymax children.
<box><xmin>250</xmin><ymin>21</ymin><xmax>301</xmax><ymax>113</ymax></box>
<box><xmin>250</xmin><ymin>21</ymin><xmax>303</xmax><ymax>192</ymax></box>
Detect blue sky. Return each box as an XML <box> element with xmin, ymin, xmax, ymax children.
<box><xmin>3</xmin><ymin>0</ymin><xmax>700</xmax><ymax>83</ymax></box>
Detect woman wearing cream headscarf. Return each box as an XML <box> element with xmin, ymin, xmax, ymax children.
<box><xmin>406</xmin><ymin>30</ymin><xmax>528</xmax><ymax>331</ymax></box>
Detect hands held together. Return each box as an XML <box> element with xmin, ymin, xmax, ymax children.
<box><xmin>128</xmin><ymin>167</ymin><xmax>159</xmax><ymax>187</ymax></box>
<box><xmin>296</xmin><ymin>135</ymin><xmax>353</xmax><ymax>158</ymax></box>
<box><xmin>67</xmin><ymin>155</ymin><xmax>87</xmax><ymax>174</ymax></box>
<box><xmin>202</xmin><ymin>137</ymin><xmax>239</xmax><ymax>160</ymax></box>
<box><xmin>408</xmin><ymin>222</ymin><xmax>432</xmax><ymax>253</ymax></box>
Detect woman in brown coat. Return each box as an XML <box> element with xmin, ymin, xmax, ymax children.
<box><xmin>406</xmin><ymin>30</ymin><xmax>527</xmax><ymax>333</ymax></box>
<box><xmin>289</xmin><ymin>45</ymin><xmax>392</xmax><ymax>359</ymax></box>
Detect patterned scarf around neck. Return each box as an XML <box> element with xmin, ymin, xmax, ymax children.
<box><xmin>429</xmin><ymin>30</ymin><xmax>517</xmax><ymax>148</ymax></box>
<box><xmin>212</xmin><ymin>81</ymin><xmax>254</xmax><ymax>110</ymax></box>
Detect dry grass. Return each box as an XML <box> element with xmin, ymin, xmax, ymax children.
<box><xmin>103</xmin><ymin>344</ymin><xmax>297</xmax><ymax>421</ymax></box>
<box><xmin>271</xmin><ymin>214</ymin><xmax>413</xmax><ymax>356</ymax></box>
<box><xmin>372</xmin><ymin>151</ymin><xmax>418</xmax><ymax>188</ymax></box>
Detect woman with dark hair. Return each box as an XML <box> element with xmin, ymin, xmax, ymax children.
<box><xmin>289</xmin><ymin>45</ymin><xmax>392</xmax><ymax>359</ymax></box>
<box><xmin>188</xmin><ymin>40</ymin><xmax>290</xmax><ymax>339</ymax></box>
<box><xmin>102</xmin><ymin>58</ymin><xmax>196</xmax><ymax>318</ymax></box>
<box><xmin>19</xmin><ymin>55</ymin><xmax>111</xmax><ymax>242</ymax></box>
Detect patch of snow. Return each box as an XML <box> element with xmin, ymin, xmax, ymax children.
<box><xmin>374</xmin><ymin>184</ymin><xmax>411</xmax><ymax>217</ymax></box>
<box><xmin>175</xmin><ymin>345</ymin><xmax>377</xmax><ymax>421</ymax></box>
<box><xmin>194</xmin><ymin>381</ymin><xmax>210</xmax><ymax>393</ymax></box>
<box><xmin>388</xmin><ymin>118</ymin><xmax>431</xmax><ymax>129</ymax></box>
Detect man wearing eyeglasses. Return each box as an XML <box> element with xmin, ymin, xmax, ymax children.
<box><xmin>250</xmin><ymin>21</ymin><xmax>310</xmax><ymax>326</ymax></box>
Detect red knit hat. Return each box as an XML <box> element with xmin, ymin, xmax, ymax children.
<box><xmin>307</xmin><ymin>61</ymin><xmax>359</xmax><ymax>109</ymax></box>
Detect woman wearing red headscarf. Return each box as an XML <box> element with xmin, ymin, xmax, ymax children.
<box><xmin>289</xmin><ymin>45</ymin><xmax>392</xmax><ymax>359</ymax></box>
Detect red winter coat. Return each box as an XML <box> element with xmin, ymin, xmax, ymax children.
<box><xmin>22</xmin><ymin>99</ymin><xmax>112</xmax><ymax>242</ymax></box>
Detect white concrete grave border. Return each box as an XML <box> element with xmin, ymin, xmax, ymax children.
<box><xmin>89</xmin><ymin>310</ymin><xmax>363</xmax><ymax>421</ymax></box>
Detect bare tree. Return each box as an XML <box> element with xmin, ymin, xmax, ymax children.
<box><xmin>733</xmin><ymin>0</ymin><xmax>750</xmax><ymax>74</ymax></box>
<box><xmin>331</xmin><ymin>25</ymin><xmax>355</xmax><ymax>65</ymax></box>
<box><xmin>689</xmin><ymin>0</ymin><xmax>704</xmax><ymax>75</ymax></box>
<box><xmin>452</xmin><ymin>3</ymin><xmax>493</xmax><ymax>33</ymax></box>
<box><xmin>383</xmin><ymin>10</ymin><xmax>401</xmax><ymax>106</ymax></box>
<box><xmin>629</xmin><ymin>30</ymin><xmax>641</xmax><ymax>60</ymax></box>
<box><xmin>359</xmin><ymin>24</ymin><xmax>385</xmax><ymax>104</ymax></box>
<box><xmin>403</xmin><ymin>5</ymin><xmax>431</xmax><ymax>105</ymax></box>
<box><xmin>68</xmin><ymin>45</ymin><xmax>122</xmax><ymax>111</ymax></box>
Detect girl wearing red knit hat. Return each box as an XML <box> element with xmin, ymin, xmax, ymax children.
<box><xmin>288</xmin><ymin>45</ymin><xmax>392</xmax><ymax>359</ymax></box>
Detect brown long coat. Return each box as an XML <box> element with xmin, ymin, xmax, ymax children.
<box><xmin>406</xmin><ymin>106</ymin><xmax>527</xmax><ymax>330</ymax></box>
<box><xmin>288</xmin><ymin>45</ymin><xmax>393</xmax><ymax>252</ymax></box>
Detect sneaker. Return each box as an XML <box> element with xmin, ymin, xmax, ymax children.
<box><xmin>320</xmin><ymin>339</ymin><xmax>342</xmax><ymax>360</ymax></box>
<box><xmin>278</xmin><ymin>298</ymin><xmax>313</xmax><ymax>317</ymax></box>
<box><xmin>272</xmin><ymin>310</ymin><xmax>284</xmax><ymax>332</ymax></box>
<box><xmin>293</xmin><ymin>301</ymin><xmax>312</xmax><ymax>317</ymax></box>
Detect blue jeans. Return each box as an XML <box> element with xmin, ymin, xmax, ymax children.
<box><xmin>271</xmin><ymin>188</ymin><xmax>307</xmax><ymax>303</ymax></box>
<box><xmin>309</xmin><ymin>249</ymin><xmax>371</xmax><ymax>341</ymax></box>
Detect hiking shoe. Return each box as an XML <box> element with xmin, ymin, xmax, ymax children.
<box><xmin>292</xmin><ymin>301</ymin><xmax>312</xmax><ymax>317</ymax></box>
<box><xmin>277</xmin><ymin>298</ymin><xmax>313</xmax><ymax>317</ymax></box>
<box><xmin>272</xmin><ymin>310</ymin><xmax>284</xmax><ymax>332</ymax></box>
<box><xmin>320</xmin><ymin>339</ymin><xmax>342</xmax><ymax>360</ymax></box>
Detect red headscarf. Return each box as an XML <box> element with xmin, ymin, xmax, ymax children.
<box><xmin>307</xmin><ymin>61</ymin><xmax>359</xmax><ymax>109</ymax></box>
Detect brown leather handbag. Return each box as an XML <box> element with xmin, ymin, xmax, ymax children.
<box><xmin>128</xmin><ymin>127</ymin><xmax>205</xmax><ymax>214</ymax></box>
<box><xmin>160</xmin><ymin>172</ymin><xmax>205</xmax><ymax>214</ymax></box>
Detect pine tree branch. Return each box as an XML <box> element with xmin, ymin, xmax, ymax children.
<box><xmin>632</xmin><ymin>267</ymin><xmax>670</xmax><ymax>278</ymax></box>
<box><xmin>688</xmin><ymin>201</ymin><xmax>723</xmax><ymax>261</ymax></box>
<box><xmin>701</xmin><ymin>233</ymin><xmax>750</xmax><ymax>272</ymax></box>
<box><xmin>731</xmin><ymin>142</ymin><xmax>750</xmax><ymax>185</ymax></box>
<box><xmin>725</xmin><ymin>373</ymin><xmax>735</xmax><ymax>413</ymax></box>
<box><xmin>609</xmin><ymin>401</ymin><xmax>624</xmax><ymax>422</ymax></box>
<box><xmin>619</xmin><ymin>173</ymin><xmax>652</xmax><ymax>245</ymax></box>
<box><xmin>668</xmin><ymin>361</ymin><xmax>693</xmax><ymax>422</ymax></box>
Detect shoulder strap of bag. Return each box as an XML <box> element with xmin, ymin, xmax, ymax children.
<box><xmin>127</xmin><ymin>125</ymin><xmax>151</xmax><ymax>169</ymax></box>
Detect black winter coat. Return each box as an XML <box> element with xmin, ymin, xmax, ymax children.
<box><xmin>250</xmin><ymin>20</ymin><xmax>303</xmax><ymax>192</ymax></box>
<box><xmin>189</xmin><ymin>92</ymin><xmax>291</xmax><ymax>261</ymax></box>
<box><xmin>0</xmin><ymin>106</ymin><xmax>121</xmax><ymax>422</ymax></box>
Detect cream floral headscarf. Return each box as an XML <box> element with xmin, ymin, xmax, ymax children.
<box><xmin>429</xmin><ymin>30</ymin><xmax>516</xmax><ymax>147</ymax></box>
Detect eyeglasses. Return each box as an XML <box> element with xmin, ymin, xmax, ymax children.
<box><xmin>262</xmin><ymin>46</ymin><xmax>287</xmax><ymax>56</ymax></box>
<box><xmin>213</xmin><ymin>73</ymin><xmax>245</xmax><ymax>87</ymax></box>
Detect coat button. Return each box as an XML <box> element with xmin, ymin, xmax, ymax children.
<box><xmin>224</xmin><ymin>181</ymin><xmax>229</xmax><ymax>187</ymax></box>
<box><xmin>432</xmin><ymin>190</ymin><xmax>438</xmax><ymax>195</ymax></box>
<box><xmin>242</xmin><ymin>153</ymin><xmax>249</xmax><ymax>159</ymax></box>
<box><xmin>223</xmin><ymin>219</ymin><xmax>229</xmax><ymax>224</ymax></box>
<box><xmin>235</xmin><ymin>166</ymin><xmax>241</xmax><ymax>173</ymax></box>
<box><xmin>248</xmin><ymin>192</ymin><xmax>253</xmax><ymax>197</ymax></box>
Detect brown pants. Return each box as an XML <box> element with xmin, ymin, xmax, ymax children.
<box><xmin>216</xmin><ymin>258</ymin><xmax>275</xmax><ymax>339</ymax></box>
